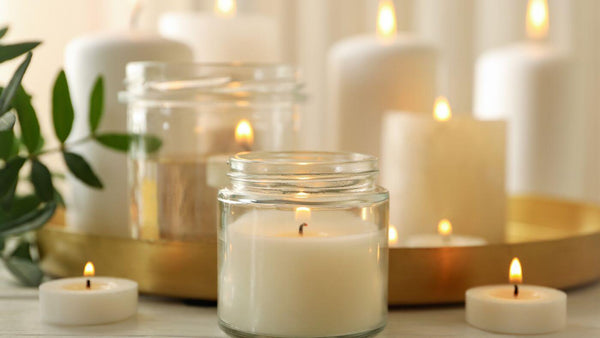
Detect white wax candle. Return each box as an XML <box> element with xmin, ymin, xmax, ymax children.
<box><xmin>404</xmin><ymin>234</ymin><xmax>487</xmax><ymax>248</ymax></box>
<box><xmin>159</xmin><ymin>7</ymin><xmax>281</xmax><ymax>62</ymax></box>
<box><xmin>219</xmin><ymin>209</ymin><xmax>387</xmax><ymax>337</ymax></box>
<box><xmin>466</xmin><ymin>285</ymin><xmax>566</xmax><ymax>334</ymax></box>
<box><xmin>39</xmin><ymin>277</ymin><xmax>138</xmax><ymax>325</ymax></box>
<box><xmin>327</xmin><ymin>1</ymin><xmax>436</xmax><ymax>156</ymax></box>
<box><xmin>473</xmin><ymin>0</ymin><xmax>585</xmax><ymax>200</ymax></box>
<box><xmin>64</xmin><ymin>31</ymin><xmax>192</xmax><ymax>237</ymax></box>
<box><xmin>380</xmin><ymin>112</ymin><xmax>506</xmax><ymax>243</ymax></box>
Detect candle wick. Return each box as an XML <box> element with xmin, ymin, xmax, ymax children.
<box><xmin>514</xmin><ymin>284</ymin><xmax>519</xmax><ymax>297</ymax></box>
<box><xmin>298</xmin><ymin>222</ymin><xmax>307</xmax><ymax>236</ymax></box>
<box><xmin>86</xmin><ymin>279</ymin><xmax>91</xmax><ymax>289</ymax></box>
<box><xmin>242</xmin><ymin>143</ymin><xmax>251</xmax><ymax>152</ymax></box>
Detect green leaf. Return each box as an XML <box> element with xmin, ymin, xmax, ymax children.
<box><xmin>10</xmin><ymin>240</ymin><xmax>32</xmax><ymax>260</ymax></box>
<box><xmin>31</xmin><ymin>160</ymin><xmax>53</xmax><ymax>201</ymax></box>
<box><xmin>89</xmin><ymin>76</ymin><xmax>104</xmax><ymax>134</ymax></box>
<box><xmin>13</xmin><ymin>86</ymin><xmax>40</xmax><ymax>153</ymax></box>
<box><xmin>0</xmin><ymin>201</ymin><xmax>56</xmax><ymax>236</ymax></box>
<box><xmin>0</xmin><ymin>27</ymin><xmax>8</xmax><ymax>40</ymax></box>
<box><xmin>0</xmin><ymin>129</ymin><xmax>14</xmax><ymax>160</ymax></box>
<box><xmin>3</xmin><ymin>256</ymin><xmax>44</xmax><ymax>286</ymax></box>
<box><xmin>0</xmin><ymin>195</ymin><xmax>41</xmax><ymax>223</ymax></box>
<box><xmin>0</xmin><ymin>52</ymin><xmax>32</xmax><ymax>114</ymax></box>
<box><xmin>63</xmin><ymin>152</ymin><xmax>103</xmax><ymax>188</ymax></box>
<box><xmin>96</xmin><ymin>133</ymin><xmax>162</xmax><ymax>153</ymax></box>
<box><xmin>0</xmin><ymin>111</ymin><xmax>15</xmax><ymax>131</ymax></box>
<box><xmin>53</xmin><ymin>189</ymin><xmax>65</xmax><ymax>208</ymax></box>
<box><xmin>52</xmin><ymin>70</ymin><xmax>74</xmax><ymax>143</ymax></box>
<box><xmin>0</xmin><ymin>156</ymin><xmax>25</xmax><ymax>199</ymax></box>
<box><xmin>0</xmin><ymin>42</ymin><xmax>40</xmax><ymax>63</ymax></box>
<box><xmin>0</xmin><ymin>179</ymin><xmax>17</xmax><ymax>211</ymax></box>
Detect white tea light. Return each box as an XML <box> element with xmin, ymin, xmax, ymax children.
<box><xmin>466</xmin><ymin>257</ymin><xmax>566</xmax><ymax>334</ymax></box>
<box><xmin>39</xmin><ymin>262</ymin><xmax>138</xmax><ymax>325</ymax></box>
<box><xmin>404</xmin><ymin>219</ymin><xmax>487</xmax><ymax>248</ymax></box>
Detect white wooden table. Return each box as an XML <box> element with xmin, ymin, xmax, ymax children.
<box><xmin>1</xmin><ymin>267</ymin><xmax>599</xmax><ymax>337</ymax></box>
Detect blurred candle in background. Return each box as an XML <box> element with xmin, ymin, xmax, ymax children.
<box><xmin>328</xmin><ymin>0</ymin><xmax>436</xmax><ymax>157</ymax></box>
<box><xmin>64</xmin><ymin>2</ymin><xmax>192</xmax><ymax>237</ymax></box>
<box><xmin>158</xmin><ymin>0</ymin><xmax>281</xmax><ymax>62</ymax></box>
<box><xmin>473</xmin><ymin>0</ymin><xmax>585</xmax><ymax>201</ymax></box>
<box><xmin>381</xmin><ymin>97</ymin><xmax>506</xmax><ymax>243</ymax></box>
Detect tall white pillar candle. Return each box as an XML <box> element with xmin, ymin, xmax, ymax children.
<box><xmin>64</xmin><ymin>32</ymin><xmax>192</xmax><ymax>237</ymax></box>
<box><xmin>159</xmin><ymin>0</ymin><xmax>281</xmax><ymax>62</ymax></box>
<box><xmin>473</xmin><ymin>0</ymin><xmax>585</xmax><ymax>200</ymax></box>
<box><xmin>381</xmin><ymin>98</ymin><xmax>506</xmax><ymax>243</ymax></box>
<box><xmin>328</xmin><ymin>0</ymin><xmax>436</xmax><ymax>156</ymax></box>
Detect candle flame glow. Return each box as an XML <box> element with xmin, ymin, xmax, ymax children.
<box><xmin>526</xmin><ymin>0</ymin><xmax>549</xmax><ymax>40</ymax></box>
<box><xmin>388</xmin><ymin>225</ymin><xmax>398</xmax><ymax>246</ymax></box>
<box><xmin>509</xmin><ymin>257</ymin><xmax>523</xmax><ymax>284</ymax></box>
<box><xmin>83</xmin><ymin>262</ymin><xmax>95</xmax><ymax>277</ymax></box>
<box><xmin>377</xmin><ymin>0</ymin><xmax>397</xmax><ymax>39</ymax></box>
<box><xmin>295</xmin><ymin>207</ymin><xmax>311</xmax><ymax>223</ymax></box>
<box><xmin>437</xmin><ymin>219</ymin><xmax>452</xmax><ymax>236</ymax></box>
<box><xmin>215</xmin><ymin>0</ymin><xmax>236</xmax><ymax>17</ymax></box>
<box><xmin>433</xmin><ymin>96</ymin><xmax>452</xmax><ymax>121</ymax></box>
<box><xmin>235</xmin><ymin>119</ymin><xmax>254</xmax><ymax>149</ymax></box>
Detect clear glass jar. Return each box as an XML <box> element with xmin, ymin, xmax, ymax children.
<box><xmin>122</xmin><ymin>62</ymin><xmax>303</xmax><ymax>240</ymax></box>
<box><xmin>217</xmin><ymin>152</ymin><xmax>389</xmax><ymax>338</ymax></box>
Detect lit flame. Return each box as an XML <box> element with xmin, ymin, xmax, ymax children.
<box><xmin>215</xmin><ymin>0</ymin><xmax>236</xmax><ymax>17</ymax></box>
<box><xmin>295</xmin><ymin>207</ymin><xmax>311</xmax><ymax>223</ymax></box>
<box><xmin>437</xmin><ymin>219</ymin><xmax>452</xmax><ymax>237</ymax></box>
<box><xmin>526</xmin><ymin>0</ymin><xmax>549</xmax><ymax>39</ymax></box>
<box><xmin>388</xmin><ymin>225</ymin><xmax>398</xmax><ymax>246</ymax></box>
<box><xmin>433</xmin><ymin>96</ymin><xmax>452</xmax><ymax>121</ymax></box>
<box><xmin>235</xmin><ymin>119</ymin><xmax>254</xmax><ymax>149</ymax></box>
<box><xmin>377</xmin><ymin>0</ymin><xmax>397</xmax><ymax>39</ymax></box>
<box><xmin>509</xmin><ymin>257</ymin><xmax>523</xmax><ymax>284</ymax></box>
<box><xmin>83</xmin><ymin>262</ymin><xmax>95</xmax><ymax>277</ymax></box>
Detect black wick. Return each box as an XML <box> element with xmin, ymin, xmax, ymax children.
<box><xmin>86</xmin><ymin>279</ymin><xmax>91</xmax><ymax>289</ymax></box>
<box><xmin>298</xmin><ymin>223</ymin><xmax>308</xmax><ymax>236</ymax></box>
<box><xmin>514</xmin><ymin>284</ymin><xmax>519</xmax><ymax>297</ymax></box>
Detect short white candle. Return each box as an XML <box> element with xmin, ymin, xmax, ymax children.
<box><xmin>473</xmin><ymin>0</ymin><xmax>584</xmax><ymax>200</ymax></box>
<box><xmin>466</xmin><ymin>257</ymin><xmax>566</xmax><ymax>334</ymax></box>
<box><xmin>206</xmin><ymin>119</ymin><xmax>253</xmax><ymax>189</ymax></box>
<box><xmin>328</xmin><ymin>0</ymin><xmax>436</xmax><ymax>155</ymax></box>
<box><xmin>39</xmin><ymin>262</ymin><xmax>138</xmax><ymax>325</ymax></box>
<box><xmin>159</xmin><ymin>0</ymin><xmax>281</xmax><ymax>62</ymax></box>
<box><xmin>404</xmin><ymin>219</ymin><xmax>487</xmax><ymax>248</ymax></box>
<box><xmin>218</xmin><ymin>208</ymin><xmax>387</xmax><ymax>337</ymax></box>
<box><xmin>381</xmin><ymin>97</ymin><xmax>506</xmax><ymax>243</ymax></box>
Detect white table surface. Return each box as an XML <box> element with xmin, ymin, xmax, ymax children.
<box><xmin>1</xmin><ymin>267</ymin><xmax>599</xmax><ymax>337</ymax></box>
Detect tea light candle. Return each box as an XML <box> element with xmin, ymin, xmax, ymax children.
<box><xmin>466</xmin><ymin>257</ymin><xmax>567</xmax><ymax>334</ymax></box>
<box><xmin>404</xmin><ymin>219</ymin><xmax>487</xmax><ymax>248</ymax></box>
<box><xmin>219</xmin><ymin>208</ymin><xmax>387</xmax><ymax>337</ymax></box>
<box><xmin>39</xmin><ymin>262</ymin><xmax>138</xmax><ymax>325</ymax></box>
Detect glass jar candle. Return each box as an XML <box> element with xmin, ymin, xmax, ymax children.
<box><xmin>122</xmin><ymin>63</ymin><xmax>303</xmax><ymax>240</ymax></box>
<box><xmin>218</xmin><ymin>152</ymin><xmax>389</xmax><ymax>338</ymax></box>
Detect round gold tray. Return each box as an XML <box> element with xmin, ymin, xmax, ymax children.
<box><xmin>38</xmin><ymin>196</ymin><xmax>600</xmax><ymax>305</ymax></box>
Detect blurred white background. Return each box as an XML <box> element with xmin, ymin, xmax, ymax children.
<box><xmin>0</xmin><ymin>0</ymin><xmax>598</xmax><ymax>202</ymax></box>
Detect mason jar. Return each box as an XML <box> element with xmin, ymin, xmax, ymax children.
<box><xmin>217</xmin><ymin>151</ymin><xmax>389</xmax><ymax>338</ymax></box>
<box><xmin>122</xmin><ymin>62</ymin><xmax>303</xmax><ymax>240</ymax></box>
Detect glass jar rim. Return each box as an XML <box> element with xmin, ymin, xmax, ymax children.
<box><xmin>121</xmin><ymin>61</ymin><xmax>304</xmax><ymax>104</ymax></box>
<box><xmin>229</xmin><ymin>151</ymin><xmax>378</xmax><ymax>176</ymax></box>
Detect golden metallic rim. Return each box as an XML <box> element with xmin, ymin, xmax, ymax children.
<box><xmin>38</xmin><ymin>196</ymin><xmax>600</xmax><ymax>305</ymax></box>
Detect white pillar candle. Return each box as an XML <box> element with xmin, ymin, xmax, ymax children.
<box><xmin>64</xmin><ymin>31</ymin><xmax>192</xmax><ymax>237</ymax></box>
<box><xmin>381</xmin><ymin>98</ymin><xmax>506</xmax><ymax>243</ymax></box>
<box><xmin>219</xmin><ymin>209</ymin><xmax>387</xmax><ymax>337</ymax></box>
<box><xmin>466</xmin><ymin>257</ymin><xmax>567</xmax><ymax>334</ymax></box>
<box><xmin>328</xmin><ymin>0</ymin><xmax>436</xmax><ymax>156</ymax></box>
<box><xmin>473</xmin><ymin>0</ymin><xmax>585</xmax><ymax>200</ymax></box>
<box><xmin>159</xmin><ymin>0</ymin><xmax>281</xmax><ymax>62</ymax></box>
<box><xmin>403</xmin><ymin>219</ymin><xmax>487</xmax><ymax>248</ymax></box>
<box><xmin>39</xmin><ymin>262</ymin><xmax>138</xmax><ymax>325</ymax></box>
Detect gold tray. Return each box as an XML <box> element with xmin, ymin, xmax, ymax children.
<box><xmin>38</xmin><ymin>196</ymin><xmax>600</xmax><ymax>305</ymax></box>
